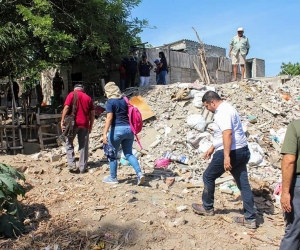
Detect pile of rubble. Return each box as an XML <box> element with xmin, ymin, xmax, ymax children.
<box><xmin>35</xmin><ymin>76</ymin><xmax>300</xmax><ymax>203</ymax></box>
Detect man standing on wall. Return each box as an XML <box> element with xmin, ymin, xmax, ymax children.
<box><xmin>52</xmin><ymin>71</ymin><xmax>64</xmax><ymax>105</ymax></box>
<box><xmin>228</xmin><ymin>27</ymin><xmax>250</xmax><ymax>81</ymax></box>
<box><xmin>279</xmin><ymin>120</ymin><xmax>300</xmax><ymax>249</ymax></box>
<box><xmin>191</xmin><ymin>91</ymin><xmax>256</xmax><ymax>229</ymax></box>
<box><xmin>61</xmin><ymin>84</ymin><xmax>95</xmax><ymax>174</ymax></box>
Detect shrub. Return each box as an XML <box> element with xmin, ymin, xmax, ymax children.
<box><xmin>0</xmin><ymin>163</ymin><xmax>26</xmax><ymax>237</ymax></box>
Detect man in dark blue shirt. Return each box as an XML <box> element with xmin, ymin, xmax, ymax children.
<box><xmin>124</xmin><ymin>50</ymin><xmax>137</xmax><ymax>88</ymax></box>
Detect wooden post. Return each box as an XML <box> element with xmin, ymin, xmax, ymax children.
<box><xmin>193</xmin><ymin>62</ymin><xmax>205</xmax><ymax>83</ymax></box>
<box><xmin>9</xmin><ymin>75</ymin><xmax>24</xmax><ymax>154</ymax></box>
<box><xmin>0</xmin><ymin>115</ymin><xmax>3</xmax><ymax>149</ymax></box>
<box><xmin>192</xmin><ymin>27</ymin><xmax>211</xmax><ymax>85</ymax></box>
<box><xmin>199</xmin><ymin>51</ymin><xmax>211</xmax><ymax>85</ymax></box>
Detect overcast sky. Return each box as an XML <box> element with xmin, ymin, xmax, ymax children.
<box><xmin>130</xmin><ymin>0</ymin><xmax>300</xmax><ymax>77</ymax></box>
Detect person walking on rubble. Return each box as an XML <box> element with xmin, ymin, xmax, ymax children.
<box><xmin>191</xmin><ymin>91</ymin><xmax>256</xmax><ymax>229</ymax></box>
<box><xmin>279</xmin><ymin>119</ymin><xmax>300</xmax><ymax>249</ymax></box>
<box><xmin>228</xmin><ymin>27</ymin><xmax>250</xmax><ymax>81</ymax></box>
<box><xmin>61</xmin><ymin>84</ymin><xmax>95</xmax><ymax>174</ymax></box>
<box><xmin>102</xmin><ymin>81</ymin><xmax>145</xmax><ymax>185</ymax></box>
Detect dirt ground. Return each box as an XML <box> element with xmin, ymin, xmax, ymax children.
<box><xmin>0</xmin><ymin>152</ymin><xmax>284</xmax><ymax>250</ymax></box>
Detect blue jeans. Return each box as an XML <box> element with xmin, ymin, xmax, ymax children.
<box><xmin>202</xmin><ymin>145</ymin><xmax>256</xmax><ymax>220</ymax></box>
<box><xmin>280</xmin><ymin>176</ymin><xmax>300</xmax><ymax>250</ymax></box>
<box><xmin>108</xmin><ymin>125</ymin><xmax>142</xmax><ymax>179</ymax></box>
<box><xmin>157</xmin><ymin>70</ymin><xmax>167</xmax><ymax>85</ymax></box>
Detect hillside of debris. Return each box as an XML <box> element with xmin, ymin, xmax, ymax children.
<box><xmin>1</xmin><ymin>76</ymin><xmax>299</xmax><ymax>249</ymax></box>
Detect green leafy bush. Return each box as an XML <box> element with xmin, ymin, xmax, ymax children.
<box><xmin>0</xmin><ymin>163</ymin><xmax>26</xmax><ymax>237</ymax></box>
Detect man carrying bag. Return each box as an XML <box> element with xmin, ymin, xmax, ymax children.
<box><xmin>61</xmin><ymin>84</ymin><xmax>95</xmax><ymax>173</ymax></box>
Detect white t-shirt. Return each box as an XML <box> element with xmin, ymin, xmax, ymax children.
<box><xmin>212</xmin><ymin>101</ymin><xmax>247</xmax><ymax>151</ymax></box>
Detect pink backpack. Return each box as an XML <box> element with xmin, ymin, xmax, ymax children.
<box><xmin>124</xmin><ymin>97</ymin><xmax>143</xmax><ymax>149</ymax></box>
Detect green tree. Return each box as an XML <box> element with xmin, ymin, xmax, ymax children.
<box><xmin>0</xmin><ymin>0</ymin><xmax>147</xmax><ymax>81</ymax></box>
<box><xmin>279</xmin><ymin>62</ymin><xmax>300</xmax><ymax>76</ymax></box>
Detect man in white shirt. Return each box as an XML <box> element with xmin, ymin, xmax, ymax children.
<box><xmin>191</xmin><ymin>91</ymin><xmax>256</xmax><ymax>229</ymax></box>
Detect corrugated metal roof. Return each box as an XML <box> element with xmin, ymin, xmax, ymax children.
<box><xmin>161</xmin><ymin>39</ymin><xmax>225</xmax><ymax>50</ymax></box>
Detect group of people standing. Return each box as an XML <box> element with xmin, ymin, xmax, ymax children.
<box><xmin>0</xmin><ymin>78</ymin><xmax>43</xmax><ymax>108</ymax></box>
<box><xmin>119</xmin><ymin>51</ymin><xmax>168</xmax><ymax>90</ymax></box>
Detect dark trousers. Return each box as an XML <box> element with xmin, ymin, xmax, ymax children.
<box><xmin>202</xmin><ymin>145</ymin><xmax>256</xmax><ymax>220</ymax></box>
<box><xmin>280</xmin><ymin>177</ymin><xmax>300</xmax><ymax>250</ymax></box>
<box><xmin>125</xmin><ymin>73</ymin><xmax>136</xmax><ymax>88</ymax></box>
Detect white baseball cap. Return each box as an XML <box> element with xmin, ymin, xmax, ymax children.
<box><xmin>237</xmin><ymin>27</ymin><xmax>244</xmax><ymax>32</ymax></box>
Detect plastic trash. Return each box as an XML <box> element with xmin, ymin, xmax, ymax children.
<box><xmin>192</xmin><ymin>92</ymin><xmax>205</xmax><ymax>108</ymax></box>
<box><xmin>186</xmin><ymin>114</ymin><xmax>206</xmax><ymax>131</ymax></box>
<box><xmin>248</xmin><ymin>142</ymin><xmax>265</xmax><ymax>166</ymax></box>
<box><xmin>163</xmin><ymin>151</ymin><xmax>189</xmax><ymax>165</ymax></box>
<box><xmin>155</xmin><ymin>158</ymin><xmax>171</xmax><ymax>168</ymax></box>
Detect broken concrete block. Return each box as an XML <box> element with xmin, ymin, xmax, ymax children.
<box><xmin>165</xmin><ymin>177</ymin><xmax>175</xmax><ymax>187</ymax></box>
<box><xmin>31</xmin><ymin>153</ymin><xmax>42</xmax><ymax>160</ymax></box>
<box><xmin>176</xmin><ymin>205</ymin><xmax>188</xmax><ymax>212</ymax></box>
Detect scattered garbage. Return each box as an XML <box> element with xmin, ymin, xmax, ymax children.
<box><xmin>186</xmin><ymin>114</ymin><xmax>206</xmax><ymax>131</ymax></box>
<box><xmin>163</xmin><ymin>151</ymin><xmax>189</xmax><ymax>165</ymax></box>
<box><xmin>155</xmin><ymin>158</ymin><xmax>171</xmax><ymax>168</ymax></box>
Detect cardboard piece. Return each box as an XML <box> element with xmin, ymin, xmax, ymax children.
<box><xmin>129</xmin><ymin>95</ymin><xmax>155</xmax><ymax>121</ymax></box>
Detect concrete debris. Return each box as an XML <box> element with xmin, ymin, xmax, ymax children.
<box><xmin>31</xmin><ymin>76</ymin><xmax>300</xmax><ymax>203</ymax></box>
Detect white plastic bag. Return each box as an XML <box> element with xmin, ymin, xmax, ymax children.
<box><xmin>187</xmin><ymin>114</ymin><xmax>206</xmax><ymax>131</ymax></box>
<box><xmin>248</xmin><ymin>142</ymin><xmax>265</xmax><ymax>166</ymax></box>
<box><xmin>198</xmin><ymin>137</ymin><xmax>213</xmax><ymax>153</ymax></box>
<box><xmin>192</xmin><ymin>92</ymin><xmax>205</xmax><ymax>108</ymax></box>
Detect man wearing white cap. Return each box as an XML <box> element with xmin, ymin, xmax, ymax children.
<box><xmin>228</xmin><ymin>27</ymin><xmax>250</xmax><ymax>81</ymax></box>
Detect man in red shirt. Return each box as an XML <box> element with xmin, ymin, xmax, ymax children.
<box><xmin>61</xmin><ymin>84</ymin><xmax>95</xmax><ymax>173</ymax></box>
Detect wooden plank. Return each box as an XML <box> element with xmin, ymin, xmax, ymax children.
<box><xmin>36</xmin><ymin>113</ymin><xmax>44</xmax><ymax>150</ymax></box>
<box><xmin>129</xmin><ymin>96</ymin><xmax>155</xmax><ymax>120</ymax></box>
<box><xmin>41</xmin><ymin>132</ymin><xmax>59</xmax><ymax>136</ymax></box>
<box><xmin>38</xmin><ymin>114</ymin><xmax>62</xmax><ymax>120</ymax></box>
<box><xmin>42</xmin><ymin>136</ymin><xmax>57</xmax><ymax>141</ymax></box>
<box><xmin>215</xmin><ymin>175</ymin><xmax>234</xmax><ymax>185</ymax></box>
<box><xmin>186</xmin><ymin>183</ymin><xmax>204</xmax><ymax>189</ymax></box>
<box><xmin>261</xmin><ymin>104</ymin><xmax>280</xmax><ymax>115</ymax></box>
<box><xmin>0</xmin><ymin>116</ymin><xmax>3</xmax><ymax>148</ymax></box>
<box><xmin>193</xmin><ymin>62</ymin><xmax>205</xmax><ymax>83</ymax></box>
<box><xmin>0</xmin><ymin>146</ymin><xmax>23</xmax><ymax>150</ymax></box>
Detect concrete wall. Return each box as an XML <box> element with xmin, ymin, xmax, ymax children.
<box><xmin>246</xmin><ymin>58</ymin><xmax>265</xmax><ymax>78</ymax></box>
<box><xmin>253</xmin><ymin>58</ymin><xmax>265</xmax><ymax>77</ymax></box>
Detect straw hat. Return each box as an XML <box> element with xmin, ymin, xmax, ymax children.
<box><xmin>104</xmin><ymin>82</ymin><xmax>122</xmax><ymax>99</ymax></box>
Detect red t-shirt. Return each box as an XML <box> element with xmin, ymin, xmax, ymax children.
<box><xmin>119</xmin><ymin>66</ymin><xmax>126</xmax><ymax>79</ymax></box>
<box><xmin>64</xmin><ymin>90</ymin><xmax>94</xmax><ymax>129</ymax></box>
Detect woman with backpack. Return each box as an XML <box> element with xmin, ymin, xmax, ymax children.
<box><xmin>102</xmin><ymin>81</ymin><xmax>145</xmax><ymax>185</ymax></box>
